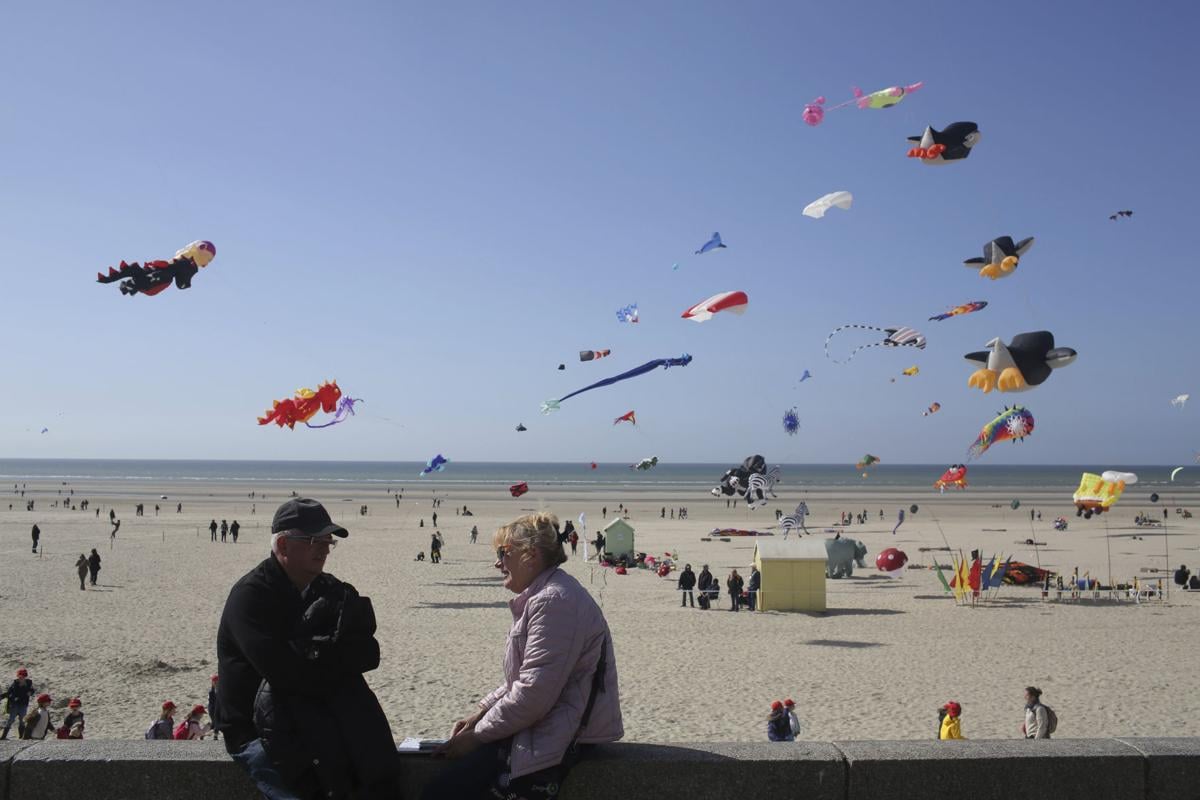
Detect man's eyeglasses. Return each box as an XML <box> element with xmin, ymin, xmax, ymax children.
<box><xmin>292</xmin><ymin>535</ymin><xmax>337</xmax><ymax>549</ymax></box>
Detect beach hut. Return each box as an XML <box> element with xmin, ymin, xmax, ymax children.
<box><xmin>601</xmin><ymin>518</ymin><xmax>636</xmax><ymax>561</ymax></box>
<box><xmin>752</xmin><ymin>538</ymin><xmax>828</xmax><ymax>612</ymax></box>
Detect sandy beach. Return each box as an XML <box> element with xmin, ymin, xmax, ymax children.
<box><xmin>2</xmin><ymin>476</ymin><xmax>1198</xmax><ymax>744</ymax></box>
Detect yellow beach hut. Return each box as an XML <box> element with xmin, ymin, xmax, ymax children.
<box><xmin>752</xmin><ymin>538</ymin><xmax>828</xmax><ymax>612</ymax></box>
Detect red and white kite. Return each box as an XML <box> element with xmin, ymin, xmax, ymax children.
<box><xmin>681</xmin><ymin>290</ymin><xmax>749</xmax><ymax>322</ymax></box>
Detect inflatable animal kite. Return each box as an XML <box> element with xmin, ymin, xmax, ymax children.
<box><xmin>681</xmin><ymin>291</ymin><xmax>748</xmax><ymax>322</ymax></box>
<box><xmin>964</xmin><ymin>237</ymin><xmax>1034</xmax><ymax>281</ymax></box>
<box><xmin>613</xmin><ymin>410</ymin><xmax>636</xmax><ymax>426</ymax></box>
<box><xmin>964</xmin><ymin>331</ymin><xmax>1077</xmax><ymax>394</ymax></box>
<box><xmin>782</xmin><ymin>407</ymin><xmax>800</xmax><ymax>436</ymax></box>
<box><xmin>541</xmin><ymin>354</ymin><xmax>692</xmax><ymax>414</ymax></box>
<box><xmin>1073</xmin><ymin>471</ymin><xmax>1136</xmax><ymax>518</ymax></box>
<box><xmin>580</xmin><ymin>350</ymin><xmax>611</xmax><ymax>361</ymax></box>
<box><xmin>923</xmin><ymin>402</ymin><xmax>942</xmax><ymax>417</ymax></box>
<box><xmin>97</xmin><ymin>240</ymin><xmax>216</xmax><ymax>297</ymax></box>
<box><xmin>509</xmin><ymin>482</ymin><xmax>530</xmax><ymax>498</ymax></box>
<box><xmin>257</xmin><ymin>381</ymin><xmax>343</xmax><ymax>429</ymax></box>
<box><xmin>907</xmin><ymin>122</ymin><xmax>980</xmax><ymax>163</ymax></box>
<box><xmin>420</xmin><ymin>454</ymin><xmax>448</xmax><ymax>476</ymax></box>
<box><xmin>631</xmin><ymin>456</ymin><xmax>659</xmax><ymax>471</ymax></box>
<box><xmin>802</xmin><ymin>82</ymin><xmax>923</xmax><ymax>126</ymax></box>
<box><xmin>968</xmin><ymin>406</ymin><xmax>1034</xmax><ymax>459</ymax></box>
<box><xmin>780</xmin><ymin>502</ymin><xmax>809</xmax><ymax>536</ymax></box>
<box><xmin>695</xmin><ymin>232</ymin><xmax>726</xmax><ymax>254</ymax></box>
<box><xmin>712</xmin><ymin>455</ymin><xmax>781</xmax><ymax>509</ymax></box>
<box><xmin>877</xmin><ymin>547</ymin><xmax>908</xmax><ymax>572</ymax></box>
<box><xmin>929</xmin><ymin>301</ymin><xmax>987</xmax><ymax>321</ymax></box>
<box><xmin>825</xmin><ymin>325</ymin><xmax>926</xmax><ymax>364</ymax></box>
<box><xmin>802</xmin><ymin>191</ymin><xmax>853</xmax><ymax>219</ymax></box>
<box><xmin>615</xmin><ymin>304</ymin><xmax>638</xmax><ymax>324</ymax></box>
<box><xmin>935</xmin><ymin>464</ymin><xmax>968</xmax><ymax>490</ymax></box>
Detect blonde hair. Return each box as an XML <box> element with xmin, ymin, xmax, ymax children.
<box><xmin>493</xmin><ymin>513</ymin><xmax>567</xmax><ymax>568</ymax></box>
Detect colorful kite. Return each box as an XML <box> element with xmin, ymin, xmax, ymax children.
<box><xmin>258</xmin><ymin>381</ymin><xmax>343</xmax><ymax>429</ymax></box>
<box><xmin>631</xmin><ymin>456</ymin><xmax>659</xmax><ymax>471</ymax></box>
<box><xmin>580</xmin><ymin>350</ymin><xmax>611</xmax><ymax>362</ymax></box>
<box><xmin>613</xmin><ymin>410</ymin><xmax>636</xmax><ymax>426</ymax></box>
<box><xmin>303</xmin><ymin>396</ymin><xmax>363</xmax><ymax>429</ymax></box>
<box><xmin>509</xmin><ymin>482</ymin><xmax>529</xmax><ymax>498</ymax></box>
<box><xmin>856</xmin><ymin>454</ymin><xmax>880</xmax><ymax>472</ymax></box>
<box><xmin>964</xmin><ymin>237</ymin><xmax>1034</xmax><ymax>281</ymax></box>
<box><xmin>541</xmin><ymin>354</ymin><xmax>693</xmax><ymax>414</ymax></box>
<box><xmin>929</xmin><ymin>301</ymin><xmax>987</xmax><ymax>321</ymax></box>
<box><xmin>419</xmin><ymin>454</ymin><xmax>448</xmax><ymax>476</ymax></box>
<box><xmin>907</xmin><ymin>122</ymin><xmax>980</xmax><ymax>163</ymax></box>
<box><xmin>802</xmin><ymin>191</ymin><xmax>853</xmax><ymax>219</ymax></box>
<box><xmin>695</xmin><ymin>232</ymin><xmax>726</xmax><ymax>254</ymax></box>
<box><xmin>1073</xmin><ymin>471</ymin><xmax>1136</xmax><ymax>518</ymax></box>
<box><xmin>782</xmin><ymin>407</ymin><xmax>800</xmax><ymax>436</ymax></box>
<box><xmin>965</xmin><ymin>331</ymin><xmax>1077</xmax><ymax>393</ymax></box>
<box><xmin>681</xmin><ymin>291</ymin><xmax>749</xmax><ymax>322</ymax></box>
<box><xmin>1109</xmin><ymin>210</ymin><xmax>1133</xmax><ymax>221</ymax></box>
<box><xmin>802</xmin><ymin>82</ymin><xmax>923</xmax><ymax>126</ymax></box>
<box><xmin>97</xmin><ymin>240</ymin><xmax>217</xmax><ymax>297</ymax></box>
<box><xmin>934</xmin><ymin>464</ymin><xmax>968</xmax><ymax>490</ymax></box>
<box><xmin>923</xmin><ymin>402</ymin><xmax>942</xmax><ymax>417</ymax></box>
<box><xmin>968</xmin><ymin>406</ymin><xmax>1034</xmax><ymax>459</ymax></box>
<box><xmin>1171</xmin><ymin>394</ymin><xmax>1190</xmax><ymax>409</ymax></box>
<box><xmin>825</xmin><ymin>325</ymin><xmax>926</xmax><ymax>364</ymax></box>
<box><xmin>615</xmin><ymin>304</ymin><xmax>639</xmax><ymax>324</ymax></box>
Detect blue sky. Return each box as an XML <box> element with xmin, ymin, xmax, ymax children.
<box><xmin>3</xmin><ymin>0</ymin><xmax>1198</xmax><ymax>464</ymax></box>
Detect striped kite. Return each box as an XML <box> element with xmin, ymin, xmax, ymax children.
<box><xmin>825</xmin><ymin>325</ymin><xmax>926</xmax><ymax>364</ymax></box>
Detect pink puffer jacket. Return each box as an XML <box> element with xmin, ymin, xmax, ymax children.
<box><xmin>474</xmin><ymin>566</ymin><xmax>623</xmax><ymax>778</ymax></box>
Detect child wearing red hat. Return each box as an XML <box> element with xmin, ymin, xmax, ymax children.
<box><xmin>1</xmin><ymin>668</ymin><xmax>35</xmax><ymax>739</ymax></box>
<box><xmin>145</xmin><ymin>701</ymin><xmax>176</xmax><ymax>740</ymax></box>
<box><xmin>939</xmin><ymin>701</ymin><xmax>965</xmax><ymax>740</ymax></box>
<box><xmin>21</xmin><ymin>694</ymin><xmax>54</xmax><ymax>740</ymax></box>
<box><xmin>173</xmin><ymin>705</ymin><xmax>211</xmax><ymax>740</ymax></box>
<box><xmin>58</xmin><ymin>698</ymin><xmax>84</xmax><ymax>739</ymax></box>
<box><xmin>784</xmin><ymin>699</ymin><xmax>801</xmax><ymax>738</ymax></box>
<box><xmin>767</xmin><ymin>700</ymin><xmax>794</xmax><ymax>742</ymax></box>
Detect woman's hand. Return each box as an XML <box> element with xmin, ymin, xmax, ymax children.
<box><xmin>441</xmin><ymin>729</ymin><xmax>483</xmax><ymax>759</ymax></box>
<box><xmin>450</xmin><ymin>708</ymin><xmax>485</xmax><ymax>738</ymax></box>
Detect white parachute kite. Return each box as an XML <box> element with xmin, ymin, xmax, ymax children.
<box><xmin>1171</xmin><ymin>394</ymin><xmax>1189</xmax><ymax>409</ymax></box>
<box><xmin>802</xmin><ymin>191</ymin><xmax>853</xmax><ymax>219</ymax></box>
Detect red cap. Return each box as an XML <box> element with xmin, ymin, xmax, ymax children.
<box><xmin>784</xmin><ymin>699</ymin><xmax>795</xmax><ymax>707</ymax></box>
<box><xmin>770</xmin><ymin>700</ymin><xmax>783</xmax><ymax>711</ymax></box>
<box><xmin>68</xmin><ymin>698</ymin><xmax>82</xmax><ymax>708</ymax></box>
<box><xmin>36</xmin><ymin>694</ymin><xmax>51</xmax><ymax>705</ymax></box>
<box><xmin>943</xmin><ymin>701</ymin><xmax>962</xmax><ymax>717</ymax></box>
<box><xmin>16</xmin><ymin>668</ymin><xmax>28</xmax><ymax>677</ymax></box>
<box><xmin>191</xmin><ymin>704</ymin><xmax>206</xmax><ymax>717</ymax></box>
<box><xmin>210</xmin><ymin>674</ymin><xmax>219</xmax><ymax>682</ymax></box>
<box><xmin>162</xmin><ymin>700</ymin><xmax>176</xmax><ymax>711</ymax></box>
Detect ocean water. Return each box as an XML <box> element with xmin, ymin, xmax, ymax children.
<box><xmin>0</xmin><ymin>459</ymin><xmax>1186</xmax><ymax>490</ymax></box>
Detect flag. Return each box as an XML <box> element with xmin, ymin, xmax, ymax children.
<box><xmin>981</xmin><ymin>555</ymin><xmax>996</xmax><ymax>590</ymax></box>
<box><xmin>968</xmin><ymin>557</ymin><xmax>982</xmax><ymax>592</ymax></box>
<box><xmin>932</xmin><ymin>557</ymin><xmax>952</xmax><ymax>594</ymax></box>
<box><xmin>990</xmin><ymin>556</ymin><xmax>1011</xmax><ymax>588</ymax></box>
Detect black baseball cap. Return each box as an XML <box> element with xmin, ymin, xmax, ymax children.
<box><xmin>271</xmin><ymin>498</ymin><xmax>348</xmax><ymax>538</ymax></box>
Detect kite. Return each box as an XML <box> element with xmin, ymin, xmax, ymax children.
<box><xmin>1073</xmin><ymin>471</ymin><xmax>1136</xmax><ymax>518</ymax></box>
<box><xmin>672</xmin><ymin>262</ymin><xmax>680</xmax><ymax>271</ymax></box>
<box><xmin>40</xmin><ymin>428</ymin><xmax>49</xmax><ymax>434</ymax></box>
<box><xmin>901</xmin><ymin>366</ymin><xmax>920</xmax><ymax>377</ymax></box>
<box><xmin>934</xmin><ymin>464</ymin><xmax>968</xmax><ymax>490</ymax></box>
<box><xmin>302</xmin><ymin>396</ymin><xmax>363</xmax><ymax>429</ymax></box>
<box><xmin>964</xmin><ymin>332</ymin><xmax>1077</xmax><ymax>393</ymax></box>
<box><xmin>1171</xmin><ymin>467</ymin><xmax>1184</xmax><ymax>481</ymax></box>
<box><xmin>782</xmin><ymin>407</ymin><xmax>800</xmax><ymax>436</ymax></box>
<box><xmin>711</xmin><ymin>455</ymin><xmax>780</xmax><ymax>508</ymax></box>
<box><xmin>615</xmin><ymin>304</ymin><xmax>639</xmax><ymax>324</ymax></box>
<box><xmin>1171</xmin><ymin>394</ymin><xmax>1189</xmax><ymax>409</ymax></box>
<box><xmin>515</xmin><ymin>423</ymin><xmax>527</xmax><ymax>432</ymax></box>
<box><xmin>802</xmin><ymin>191</ymin><xmax>853</xmax><ymax>219</ymax></box>
<box><xmin>541</xmin><ymin>354</ymin><xmax>692</xmax><ymax>414</ymax></box>
<box><xmin>907</xmin><ymin>122</ymin><xmax>980</xmax><ymax>163</ymax></box>
<box><xmin>613</xmin><ymin>411</ymin><xmax>636</xmax><ymax>426</ymax></box>
<box><xmin>968</xmin><ymin>406</ymin><xmax>1034</xmax><ymax>459</ymax></box>
<box><xmin>695</xmin><ymin>232</ymin><xmax>726</xmax><ymax>254</ymax></box>
<box><xmin>580</xmin><ymin>350</ymin><xmax>611</xmax><ymax>362</ymax></box>
<box><xmin>892</xmin><ymin>509</ymin><xmax>905</xmax><ymax>536</ymax></box>
<box><xmin>97</xmin><ymin>240</ymin><xmax>217</xmax><ymax>297</ymax></box>
<box><xmin>681</xmin><ymin>291</ymin><xmax>749</xmax><ymax>322</ymax></box>
<box><xmin>1150</xmin><ymin>493</ymin><xmax>1160</xmax><ymax>503</ymax></box>
<box><xmin>964</xmin><ymin>237</ymin><xmax>1035</xmax><ymax>281</ymax></box>
<box><xmin>1011</xmin><ymin>499</ymin><xmax>1021</xmax><ymax>510</ymax></box>
<box><xmin>509</xmin><ymin>482</ymin><xmax>529</xmax><ymax>498</ymax></box>
<box><xmin>631</xmin><ymin>456</ymin><xmax>659</xmax><ymax>471</ymax></box>
<box><xmin>877</xmin><ymin>547</ymin><xmax>908</xmax><ymax>573</ymax></box>
<box><xmin>1109</xmin><ymin>210</ymin><xmax>1133</xmax><ymax>221</ymax></box>
<box><xmin>802</xmin><ymin>82</ymin><xmax>923</xmax><ymax>126</ymax></box>
<box><xmin>798</xmin><ymin>370</ymin><xmax>812</xmax><ymax>383</ymax></box>
<box><xmin>780</xmin><ymin>502</ymin><xmax>809</xmax><ymax>536</ymax></box>
<box><xmin>856</xmin><ymin>454</ymin><xmax>880</xmax><ymax>472</ymax></box>
<box><xmin>258</xmin><ymin>381</ymin><xmax>343</xmax><ymax>429</ymax></box>
<box><xmin>929</xmin><ymin>301</ymin><xmax>987</xmax><ymax>321</ymax></box>
<box><xmin>825</xmin><ymin>325</ymin><xmax>926</xmax><ymax>364</ymax></box>
<box><xmin>419</xmin><ymin>455</ymin><xmax>448</xmax><ymax>476</ymax></box>
<box><xmin>589</xmin><ymin>462</ymin><xmax>598</xmax><ymax>470</ymax></box>
<box><xmin>923</xmin><ymin>402</ymin><xmax>942</xmax><ymax>417</ymax></box>
<box><xmin>557</xmin><ymin>364</ymin><xmax>565</xmax><ymax>371</ymax></box>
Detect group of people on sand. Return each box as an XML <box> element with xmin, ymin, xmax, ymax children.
<box><xmin>143</xmin><ymin>674</ymin><xmax>220</xmax><ymax>741</ymax></box>
<box><xmin>209</xmin><ymin>519</ymin><xmax>241</xmax><ymax>543</ymax></box>
<box><xmin>931</xmin><ymin>688</ymin><xmax>1056</xmax><ymax>740</ymax></box>
<box><xmin>2</xmin><ymin>668</ymin><xmax>84</xmax><ymax>740</ymax></box>
<box><xmin>677</xmin><ymin>564</ymin><xmax>761</xmax><ymax>611</ymax></box>
<box><xmin>73</xmin><ymin>549</ymin><xmax>102</xmax><ymax>589</ymax></box>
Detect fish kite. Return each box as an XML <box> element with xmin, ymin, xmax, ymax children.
<box><xmin>515</xmin><ymin>423</ymin><xmax>527</xmax><ymax>432</ymax></box>
<box><xmin>825</xmin><ymin>325</ymin><xmax>927</xmax><ymax>364</ymax></box>
<box><xmin>695</xmin><ymin>232</ymin><xmax>726</xmax><ymax>254</ymax></box>
<box><xmin>923</xmin><ymin>402</ymin><xmax>942</xmax><ymax>417</ymax></box>
<box><xmin>935</xmin><ymin>464</ymin><xmax>968</xmax><ymax>490</ymax></box>
<box><xmin>782</xmin><ymin>407</ymin><xmax>800</xmax><ymax>436</ymax></box>
<box><xmin>1109</xmin><ymin>210</ymin><xmax>1133</xmax><ymax>221</ymax></box>
<box><xmin>420</xmin><ymin>454</ymin><xmax>448</xmax><ymax>476</ymax></box>
<box><xmin>509</xmin><ymin>482</ymin><xmax>529</xmax><ymax>498</ymax></box>
<box><xmin>965</xmin><ymin>237</ymin><xmax>1034</xmax><ymax>281</ymax></box>
<box><xmin>258</xmin><ymin>381</ymin><xmax>343</xmax><ymax>429</ymax></box>
<box><xmin>1171</xmin><ymin>394</ymin><xmax>1189</xmax><ymax>409</ymax></box>
<box><xmin>929</xmin><ymin>301</ymin><xmax>987</xmax><ymax>321</ymax></box>
<box><xmin>907</xmin><ymin>122</ymin><xmax>980</xmax><ymax>163</ymax></box>
<box><xmin>802</xmin><ymin>191</ymin><xmax>853</xmax><ymax>219</ymax></box>
<box><xmin>613</xmin><ymin>411</ymin><xmax>636</xmax><ymax>426</ymax></box>
<box><xmin>968</xmin><ymin>406</ymin><xmax>1034</xmax><ymax>459</ymax></box>
<box><xmin>1073</xmin><ymin>471</ymin><xmax>1136</xmax><ymax>518</ymax></box>
<box><xmin>97</xmin><ymin>240</ymin><xmax>217</xmax><ymax>297</ymax></box>
<box><xmin>631</xmin><ymin>456</ymin><xmax>659</xmax><ymax>471</ymax></box>
<box><xmin>580</xmin><ymin>350</ymin><xmax>611</xmax><ymax>362</ymax></box>
<box><xmin>615</xmin><ymin>304</ymin><xmax>639</xmax><ymax>324</ymax></box>
<box><xmin>802</xmin><ymin>82</ymin><xmax>923</xmax><ymax>126</ymax></box>
<box><xmin>965</xmin><ymin>331</ymin><xmax>1077</xmax><ymax>393</ymax></box>
<box><xmin>541</xmin><ymin>354</ymin><xmax>692</xmax><ymax>414</ymax></box>
<box><xmin>681</xmin><ymin>291</ymin><xmax>748</xmax><ymax>322</ymax></box>
<box><xmin>302</xmin><ymin>396</ymin><xmax>363</xmax><ymax>429</ymax></box>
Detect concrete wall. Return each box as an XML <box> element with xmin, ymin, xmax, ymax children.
<box><xmin>1</xmin><ymin>738</ymin><xmax>1198</xmax><ymax>799</ymax></box>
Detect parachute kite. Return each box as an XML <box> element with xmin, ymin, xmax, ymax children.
<box><xmin>825</xmin><ymin>325</ymin><xmax>926</xmax><ymax>364</ymax></box>
<box><xmin>613</xmin><ymin>410</ymin><xmax>636</xmax><ymax>426</ymax></box>
<box><xmin>907</xmin><ymin>122</ymin><xmax>980</xmax><ymax>163</ymax></box>
<box><xmin>1172</xmin><ymin>394</ymin><xmax>1189</xmax><ymax>409</ymax></box>
<box><xmin>877</xmin><ymin>547</ymin><xmax>908</xmax><ymax>573</ymax></box>
<box><xmin>580</xmin><ymin>350</ymin><xmax>611</xmax><ymax>362</ymax></box>
<box><xmin>964</xmin><ymin>237</ymin><xmax>1034</xmax><ymax>281</ymax></box>
<box><xmin>1073</xmin><ymin>471</ymin><xmax>1136</xmax><ymax>518</ymax></box>
<box><xmin>419</xmin><ymin>454</ymin><xmax>448</xmax><ymax>476</ymax></box>
<box><xmin>97</xmin><ymin>240</ymin><xmax>217</xmax><ymax>297</ymax></box>
<box><xmin>258</xmin><ymin>381</ymin><xmax>344</xmax><ymax>429</ymax></box>
<box><xmin>934</xmin><ymin>464</ymin><xmax>968</xmax><ymax>490</ymax></box>
<box><xmin>965</xmin><ymin>331</ymin><xmax>1077</xmax><ymax>393</ymax></box>
<box><xmin>929</xmin><ymin>301</ymin><xmax>987</xmax><ymax>322</ymax></box>
<box><xmin>515</xmin><ymin>423</ymin><xmax>527</xmax><ymax>432</ymax></box>
<box><xmin>509</xmin><ymin>482</ymin><xmax>529</xmax><ymax>498</ymax></box>
<box><xmin>681</xmin><ymin>291</ymin><xmax>749</xmax><ymax>322</ymax></box>
<box><xmin>711</xmin><ymin>455</ymin><xmax>780</xmax><ymax>509</ymax></box>
<box><xmin>968</xmin><ymin>406</ymin><xmax>1034</xmax><ymax>459</ymax></box>
<box><xmin>1109</xmin><ymin>210</ymin><xmax>1133</xmax><ymax>221</ymax></box>
<box><xmin>541</xmin><ymin>354</ymin><xmax>693</xmax><ymax>414</ymax></box>
<box><xmin>802</xmin><ymin>191</ymin><xmax>853</xmax><ymax>219</ymax></box>
<box><xmin>615</xmin><ymin>304</ymin><xmax>639</xmax><ymax>324</ymax></box>
<box><xmin>782</xmin><ymin>407</ymin><xmax>800</xmax><ymax>436</ymax></box>
<box><xmin>802</xmin><ymin>82</ymin><xmax>923</xmax><ymax>126</ymax></box>
<box><xmin>694</xmin><ymin>232</ymin><xmax>726</xmax><ymax>254</ymax></box>
<box><xmin>923</xmin><ymin>402</ymin><xmax>942</xmax><ymax>417</ymax></box>
<box><xmin>631</xmin><ymin>456</ymin><xmax>659</xmax><ymax>471</ymax></box>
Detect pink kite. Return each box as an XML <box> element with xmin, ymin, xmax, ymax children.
<box><xmin>681</xmin><ymin>291</ymin><xmax>749</xmax><ymax>322</ymax></box>
<box><xmin>803</xmin><ymin>82</ymin><xmax>924</xmax><ymax>127</ymax></box>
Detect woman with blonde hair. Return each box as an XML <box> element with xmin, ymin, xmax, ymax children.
<box><xmin>424</xmin><ymin>513</ymin><xmax>623</xmax><ymax>800</ymax></box>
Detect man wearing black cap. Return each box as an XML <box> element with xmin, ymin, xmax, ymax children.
<box><xmin>216</xmin><ymin>498</ymin><xmax>398</xmax><ymax>799</ymax></box>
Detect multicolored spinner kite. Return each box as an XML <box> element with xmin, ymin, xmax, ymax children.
<box><xmin>258</xmin><ymin>381</ymin><xmax>360</xmax><ymax>430</ymax></box>
<box><xmin>1073</xmin><ymin>471</ymin><xmax>1136</xmax><ymax>519</ymax></box>
<box><xmin>803</xmin><ymin>82</ymin><xmax>923</xmax><ymax>126</ymax></box>
<box><xmin>97</xmin><ymin>240</ymin><xmax>216</xmax><ymax>297</ymax></box>
<box><xmin>968</xmin><ymin>406</ymin><xmax>1034</xmax><ymax>459</ymax></box>
<box><xmin>782</xmin><ymin>407</ymin><xmax>800</xmax><ymax>436</ymax></box>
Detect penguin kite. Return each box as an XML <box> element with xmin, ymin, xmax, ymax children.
<box><xmin>964</xmin><ymin>236</ymin><xmax>1035</xmax><ymax>281</ymax></box>
<box><xmin>964</xmin><ymin>331</ymin><xmax>1077</xmax><ymax>394</ymax></box>
<box><xmin>907</xmin><ymin>122</ymin><xmax>980</xmax><ymax>163</ymax></box>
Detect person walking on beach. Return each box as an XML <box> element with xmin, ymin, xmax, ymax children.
<box><xmin>430</xmin><ymin>531</ymin><xmax>443</xmax><ymax>563</ymax></box>
<box><xmin>1</xmin><ymin>668</ymin><xmax>35</xmax><ymax>739</ymax></box>
<box><xmin>939</xmin><ymin>702</ymin><xmax>964</xmax><ymax>739</ymax></box>
<box><xmin>216</xmin><ymin>497</ymin><xmax>398</xmax><ymax>798</ymax></box>
<box><xmin>177</xmin><ymin>502</ymin><xmax>182</xmax><ymax>513</ymax></box>
<box><xmin>568</xmin><ymin>527</ymin><xmax>578</xmax><ymax>554</ymax></box>
<box><xmin>30</xmin><ymin>524</ymin><xmax>39</xmax><ymax>554</ymax></box>
<box><xmin>21</xmin><ymin>694</ymin><xmax>54</xmax><ymax>740</ymax></box>
<box><xmin>145</xmin><ymin>701</ymin><xmax>176</xmax><ymax>740</ymax></box>
<box><xmin>207</xmin><ymin>674</ymin><xmax>221</xmax><ymax>741</ymax></box>
<box><xmin>59</xmin><ymin>698</ymin><xmax>84</xmax><ymax>739</ymax></box>
<box><xmin>87</xmin><ymin>548</ymin><xmax>101</xmax><ymax>586</ymax></box>
<box><xmin>75</xmin><ymin>553</ymin><xmax>88</xmax><ymax>591</ymax></box>
<box><xmin>727</xmin><ymin>570</ymin><xmax>744</xmax><ymax>612</ymax></box>
<box><xmin>678</xmin><ymin>564</ymin><xmax>696</xmax><ymax>607</ymax></box>
<box><xmin>784</xmin><ymin>699</ymin><xmax>801</xmax><ymax>738</ymax></box>
<box><xmin>1022</xmin><ymin>687</ymin><xmax>1054</xmax><ymax>739</ymax></box>
<box><xmin>767</xmin><ymin>701</ymin><xmax>793</xmax><ymax>742</ymax></box>
<box><xmin>209</xmin><ymin>520</ymin><xmax>218</xmax><ymax>542</ymax></box>
<box><xmin>220</xmin><ymin>520</ymin><xmax>228</xmax><ymax>542</ymax></box>
<box><xmin>230</xmin><ymin>520</ymin><xmax>239</xmax><ymax>544</ymax></box>
<box><xmin>602</xmin><ymin>506</ymin><xmax>607</xmax><ymax>519</ymax></box>
<box><xmin>470</xmin><ymin>525</ymin><xmax>479</xmax><ymax>544</ymax></box>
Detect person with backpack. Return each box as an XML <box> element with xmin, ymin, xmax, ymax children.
<box><xmin>174</xmin><ymin>705</ymin><xmax>211</xmax><ymax>740</ymax></box>
<box><xmin>1</xmin><ymin>668</ymin><xmax>36</xmax><ymax>739</ymax></box>
<box><xmin>766</xmin><ymin>701</ymin><xmax>793</xmax><ymax>742</ymax></box>
<box><xmin>21</xmin><ymin>694</ymin><xmax>54</xmax><ymax>740</ymax></box>
<box><xmin>58</xmin><ymin>698</ymin><xmax>84</xmax><ymax>740</ymax></box>
<box><xmin>146</xmin><ymin>701</ymin><xmax>176</xmax><ymax>740</ymax></box>
<box><xmin>939</xmin><ymin>701</ymin><xmax>965</xmax><ymax>739</ymax></box>
<box><xmin>1023</xmin><ymin>686</ymin><xmax>1055</xmax><ymax>739</ymax></box>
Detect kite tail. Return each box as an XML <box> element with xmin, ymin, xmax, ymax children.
<box><xmin>825</xmin><ymin>324</ymin><xmax>886</xmax><ymax>364</ymax></box>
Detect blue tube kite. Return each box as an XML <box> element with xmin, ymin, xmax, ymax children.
<box><xmin>541</xmin><ymin>355</ymin><xmax>693</xmax><ymax>414</ymax></box>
